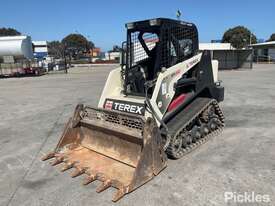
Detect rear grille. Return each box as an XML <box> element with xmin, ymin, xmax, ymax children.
<box><xmin>82</xmin><ymin>107</ymin><xmax>145</xmax><ymax>131</ymax></box>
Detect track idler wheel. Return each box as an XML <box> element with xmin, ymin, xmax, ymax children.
<box><xmin>167</xmin><ymin>131</ymin><xmax>193</xmax><ymax>159</ymax></box>
<box><xmin>181</xmin><ymin>132</ymin><xmax>190</xmax><ymax>148</ymax></box>
<box><xmin>208</xmin><ymin>117</ymin><xmax>223</xmax><ymax>131</ymax></box>
<box><xmin>167</xmin><ymin>134</ymin><xmax>184</xmax><ymax>159</ymax></box>
<box><xmin>191</xmin><ymin>126</ymin><xmax>201</xmax><ymax>142</ymax></box>
<box><xmin>200</xmin><ymin>124</ymin><xmax>210</xmax><ymax>137</ymax></box>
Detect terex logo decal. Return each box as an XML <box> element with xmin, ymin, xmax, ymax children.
<box><xmin>187</xmin><ymin>58</ymin><xmax>199</xmax><ymax>68</ymax></box>
<box><xmin>104</xmin><ymin>99</ymin><xmax>145</xmax><ymax>115</ymax></box>
<box><xmin>104</xmin><ymin>100</ymin><xmax>113</xmax><ymax>110</ymax></box>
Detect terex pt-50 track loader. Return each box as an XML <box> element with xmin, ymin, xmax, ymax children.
<box><xmin>42</xmin><ymin>18</ymin><xmax>225</xmax><ymax>202</ymax></box>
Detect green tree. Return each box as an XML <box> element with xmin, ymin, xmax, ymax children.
<box><xmin>62</xmin><ymin>34</ymin><xmax>94</xmax><ymax>58</ymax></box>
<box><xmin>222</xmin><ymin>26</ymin><xmax>257</xmax><ymax>49</ymax></box>
<box><xmin>0</xmin><ymin>27</ymin><xmax>21</xmax><ymax>36</ymax></box>
<box><xmin>48</xmin><ymin>41</ymin><xmax>65</xmax><ymax>58</ymax></box>
<box><xmin>267</xmin><ymin>33</ymin><xmax>275</xmax><ymax>42</ymax></box>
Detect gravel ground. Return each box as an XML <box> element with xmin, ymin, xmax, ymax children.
<box><xmin>0</xmin><ymin>64</ymin><xmax>274</xmax><ymax>206</ymax></box>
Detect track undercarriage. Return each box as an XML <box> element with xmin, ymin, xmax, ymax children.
<box><xmin>166</xmin><ymin>97</ymin><xmax>225</xmax><ymax>159</ymax></box>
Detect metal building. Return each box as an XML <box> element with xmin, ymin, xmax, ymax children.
<box><xmin>32</xmin><ymin>41</ymin><xmax>48</xmax><ymax>59</ymax></box>
<box><xmin>250</xmin><ymin>41</ymin><xmax>275</xmax><ymax>63</ymax></box>
<box><xmin>199</xmin><ymin>43</ymin><xmax>253</xmax><ymax>69</ymax></box>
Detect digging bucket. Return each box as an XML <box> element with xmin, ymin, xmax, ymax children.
<box><xmin>42</xmin><ymin>104</ymin><xmax>167</xmax><ymax>202</ymax></box>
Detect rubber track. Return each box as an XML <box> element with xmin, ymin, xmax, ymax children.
<box><xmin>166</xmin><ymin>97</ymin><xmax>225</xmax><ymax>157</ymax></box>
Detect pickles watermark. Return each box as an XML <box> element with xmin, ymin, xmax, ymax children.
<box><xmin>224</xmin><ymin>192</ymin><xmax>271</xmax><ymax>203</ymax></box>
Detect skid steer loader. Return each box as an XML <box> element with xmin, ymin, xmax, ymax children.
<box><xmin>42</xmin><ymin>18</ymin><xmax>225</xmax><ymax>202</ymax></box>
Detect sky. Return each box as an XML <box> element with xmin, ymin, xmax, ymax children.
<box><xmin>1</xmin><ymin>0</ymin><xmax>275</xmax><ymax>51</ymax></box>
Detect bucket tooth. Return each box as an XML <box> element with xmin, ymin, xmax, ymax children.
<box><xmin>60</xmin><ymin>162</ymin><xmax>74</xmax><ymax>172</ymax></box>
<box><xmin>50</xmin><ymin>157</ymin><xmax>63</xmax><ymax>166</ymax></box>
<box><xmin>112</xmin><ymin>189</ymin><xmax>126</xmax><ymax>202</ymax></box>
<box><xmin>71</xmin><ymin>168</ymin><xmax>85</xmax><ymax>178</ymax></box>
<box><xmin>96</xmin><ymin>180</ymin><xmax>112</xmax><ymax>193</ymax></box>
<box><xmin>41</xmin><ymin>152</ymin><xmax>55</xmax><ymax>161</ymax></box>
<box><xmin>82</xmin><ymin>175</ymin><xmax>96</xmax><ymax>185</ymax></box>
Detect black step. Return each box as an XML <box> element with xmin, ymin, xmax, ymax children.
<box><xmin>166</xmin><ymin>97</ymin><xmax>212</xmax><ymax>137</ymax></box>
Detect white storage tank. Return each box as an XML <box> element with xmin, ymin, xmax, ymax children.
<box><xmin>0</xmin><ymin>36</ymin><xmax>34</xmax><ymax>59</ymax></box>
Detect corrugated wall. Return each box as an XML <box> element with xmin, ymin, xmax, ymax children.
<box><xmin>213</xmin><ymin>50</ymin><xmax>253</xmax><ymax>69</ymax></box>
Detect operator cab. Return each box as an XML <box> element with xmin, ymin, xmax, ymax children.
<box><xmin>121</xmin><ymin>18</ymin><xmax>199</xmax><ymax>96</ymax></box>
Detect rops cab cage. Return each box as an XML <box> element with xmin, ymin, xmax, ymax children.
<box><xmin>122</xmin><ymin>18</ymin><xmax>199</xmax><ymax>95</ymax></box>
